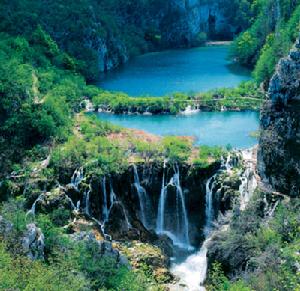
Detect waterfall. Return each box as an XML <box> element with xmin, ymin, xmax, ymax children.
<box><xmin>171</xmin><ymin>172</ymin><xmax>217</xmax><ymax>290</ymax></box>
<box><xmin>156</xmin><ymin>163</ymin><xmax>190</xmax><ymax>249</ymax></box>
<box><xmin>156</xmin><ymin>160</ymin><xmax>166</xmax><ymax>233</ymax></box>
<box><xmin>133</xmin><ymin>165</ymin><xmax>151</xmax><ymax>228</ymax></box>
<box><xmin>101</xmin><ymin>177</ymin><xmax>109</xmax><ymax>222</ymax></box>
<box><xmin>71</xmin><ymin>167</ymin><xmax>84</xmax><ymax>189</ymax></box>
<box><xmin>173</xmin><ymin>148</ymin><xmax>258</xmax><ymax>290</ymax></box>
<box><xmin>84</xmin><ymin>185</ymin><xmax>91</xmax><ymax>216</ymax></box>
<box><xmin>65</xmin><ymin>195</ymin><xmax>76</xmax><ymax>210</ymax></box>
<box><xmin>26</xmin><ymin>193</ymin><xmax>45</xmax><ymax>218</ymax></box>
<box><xmin>239</xmin><ymin>149</ymin><xmax>258</xmax><ymax>211</ymax></box>
<box><xmin>108</xmin><ymin>180</ymin><xmax>116</xmax><ymax>218</ymax></box>
<box><xmin>204</xmin><ymin>175</ymin><xmax>216</xmax><ymax>237</ymax></box>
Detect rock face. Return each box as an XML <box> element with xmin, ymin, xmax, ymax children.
<box><xmin>0</xmin><ymin>216</ymin><xmax>13</xmax><ymax>238</ymax></box>
<box><xmin>22</xmin><ymin>224</ymin><xmax>45</xmax><ymax>260</ymax></box>
<box><xmin>258</xmin><ymin>37</ymin><xmax>300</xmax><ymax>197</ymax></box>
<box><xmin>161</xmin><ymin>0</ymin><xmax>234</xmax><ymax>47</ymax></box>
<box><xmin>85</xmin><ymin>0</ymin><xmax>236</xmax><ymax>74</ymax></box>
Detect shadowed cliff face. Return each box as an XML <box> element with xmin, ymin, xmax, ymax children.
<box><xmin>258</xmin><ymin>36</ymin><xmax>300</xmax><ymax>197</ymax></box>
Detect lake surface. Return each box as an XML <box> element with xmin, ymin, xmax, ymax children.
<box><xmin>99</xmin><ymin>45</ymin><xmax>251</xmax><ymax>96</ymax></box>
<box><xmin>95</xmin><ymin>111</ymin><xmax>259</xmax><ymax>149</ymax></box>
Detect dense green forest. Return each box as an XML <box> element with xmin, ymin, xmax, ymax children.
<box><xmin>231</xmin><ymin>0</ymin><xmax>300</xmax><ymax>83</ymax></box>
<box><xmin>0</xmin><ymin>0</ymin><xmax>300</xmax><ymax>290</ymax></box>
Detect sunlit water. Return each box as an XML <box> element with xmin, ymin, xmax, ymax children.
<box><xmin>99</xmin><ymin>45</ymin><xmax>251</xmax><ymax>96</ymax></box>
<box><xmin>94</xmin><ymin>111</ymin><xmax>259</xmax><ymax>149</ymax></box>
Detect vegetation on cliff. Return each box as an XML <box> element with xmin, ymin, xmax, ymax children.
<box><xmin>206</xmin><ymin>192</ymin><xmax>300</xmax><ymax>291</ymax></box>
<box><xmin>231</xmin><ymin>0</ymin><xmax>300</xmax><ymax>83</ymax></box>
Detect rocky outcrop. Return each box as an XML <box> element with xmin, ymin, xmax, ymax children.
<box><xmin>21</xmin><ymin>224</ymin><xmax>45</xmax><ymax>260</ymax></box>
<box><xmin>161</xmin><ymin>0</ymin><xmax>235</xmax><ymax>47</ymax></box>
<box><xmin>70</xmin><ymin>231</ymin><xmax>129</xmax><ymax>267</ymax></box>
<box><xmin>258</xmin><ymin>37</ymin><xmax>300</xmax><ymax>197</ymax></box>
<box><xmin>0</xmin><ymin>215</ymin><xmax>13</xmax><ymax>239</ymax></box>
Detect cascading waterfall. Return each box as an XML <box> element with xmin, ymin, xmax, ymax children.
<box><xmin>156</xmin><ymin>163</ymin><xmax>190</xmax><ymax>248</ymax></box>
<box><xmin>108</xmin><ymin>179</ymin><xmax>116</xmax><ymax>218</ymax></box>
<box><xmin>239</xmin><ymin>149</ymin><xmax>258</xmax><ymax>211</ymax></box>
<box><xmin>203</xmin><ymin>175</ymin><xmax>216</xmax><ymax>237</ymax></box>
<box><xmin>156</xmin><ymin>160</ymin><xmax>167</xmax><ymax>233</ymax></box>
<box><xmin>133</xmin><ymin>165</ymin><xmax>151</xmax><ymax>228</ymax></box>
<box><xmin>101</xmin><ymin>177</ymin><xmax>109</xmax><ymax>222</ymax></box>
<box><xmin>84</xmin><ymin>185</ymin><xmax>91</xmax><ymax>216</ymax></box>
<box><xmin>26</xmin><ymin>193</ymin><xmax>45</xmax><ymax>217</ymax></box>
<box><xmin>171</xmin><ymin>148</ymin><xmax>258</xmax><ymax>291</ymax></box>
<box><xmin>71</xmin><ymin>167</ymin><xmax>84</xmax><ymax>189</ymax></box>
<box><xmin>171</xmin><ymin>173</ymin><xmax>217</xmax><ymax>291</ymax></box>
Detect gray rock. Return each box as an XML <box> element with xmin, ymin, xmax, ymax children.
<box><xmin>258</xmin><ymin>35</ymin><xmax>300</xmax><ymax>197</ymax></box>
<box><xmin>70</xmin><ymin>231</ymin><xmax>130</xmax><ymax>268</ymax></box>
<box><xmin>0</xmin><ymin>215</ymin><xmax>13</xmax><ymax>238</ymax></box>
<box><xmin>22</xmin><ymin>223</ymin><xmax>45</xmax><ymax>260</ymax></box>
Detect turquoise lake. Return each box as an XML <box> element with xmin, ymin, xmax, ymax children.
<box><xmin>95</xmin><ymin>111</ymin><xmax>259</xmax><ymax>149</ymax></box>
<box><xmin>99</xmin><ymin>45</ymin><xmax>251</xmax><ymax>96</ymax></box>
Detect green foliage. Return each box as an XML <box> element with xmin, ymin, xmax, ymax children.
<box><xmin>231</xmin><ymin>0</ymin><xmax>300</xmax><ymax>82</ymax></box>
<box><xmin>50</xmin><ymin>116</ymin><xmax>128</xmax><ymax>177</ymax></box>
<box><xmin>132</xmin><ymin>139</ymin><xmax>163</xmax><ymax>163</ymax></box>
<box><xmin>163</xmin><ymin>137</ymin><xmax>192</xmax><ymax>164</ymax></box>
<box><xmin>0</xmin><ymin>242</ymin><xmax>86</xmax><ymax>291</ymax></box>
<box><xmin>0</xmin><ymin>32</ymin><xmax>87</xmax><ymax>175</ymax></box>
<box><xmin>254</xmin><ymin>3</ymin><xmax>300</xmax><ymax>82</ymax></box>
<box><xmin>0</xmin><ymin>0</ymin><xmax>168</xmax><ymax>81</ymax></box>
<box><xmin>208</xmin><ymin>192</ymin><xmax>300</xmax><ymax>291</ymax></box>
<box><xmin>1</xmin><ymin>198</ymin><xmax>27</xmax><ymax>232</ymax></box>
<box><xmin>92</xmin><ymin>82</ymin><xmax>263</xmax><ymax>115</ymax></box>
<box><xmin>194</xmin><ymin>146</ymin><xmax>226</xmax><ymax>167</ymax></box>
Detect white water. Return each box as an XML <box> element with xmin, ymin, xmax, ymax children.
<box><xmin>26</xmin><ymin>193</ymin><xmax>45</xmax><ymax>217</ymax></box>
<box><xmin>133</xmin><ymin>165</ymin><xmax>151</xmax><ymax>228</ymax></box>
<box><xmin>108</xmin><ymin>180</ymin><xmax>117</xmax><ymax>218</ymax></box>
<box><xmin>156</xmin><ymin>160</ymin><xmax>167</xmax><ymax>233</ymax></box>
<box><xmin>181</xmin><ymin>105</ymin><xmax>200</xmax><ymax>115</ymax></box>
<box><xmin>156</xmin><ymin>163</ymin><xmax>191</xmax><ymax>249</ymax></box>
<box><xmin>204</xmin><ymin>175</ymin><xmax>216</xmax><ymax>237</ymax></box>
<box><xmin>239</xmin><ymin>149</ymin><xmax>258</xmax><ymax>211</ymax></box>
<box><xmin>101</xmin><ymin>177</ymin><xmax>109</xmax><ymax>222</ymax></box>
<box><xmin>170</xmin><ymin>151</ymin><xmax>257</xmax><ymax>291</ymax></box>
<box><xmin>171</xmin><ymin>172</ymin><xmax>217</xmax><ymax>290</ymax></box>
<box><xmin>71</xmin><ymin>168</ymin><xmax>84</xmax><ymax>189</ymax></box>
<box><xmin>84</xmin><ymin>185</ymin><xmax>91</xmax><ymax>216</ymax></box>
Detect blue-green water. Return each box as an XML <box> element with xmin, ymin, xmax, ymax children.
<box><xmin>95</xmin><ymin>111</ymin><xmax>259</xmax><ymax>149</ymax></box>
<box><xmin>99</xmin><ymin>45</ymin><xmax>251</xmax><ymax>96</ymax></box>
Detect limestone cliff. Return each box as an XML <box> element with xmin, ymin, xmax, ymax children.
<box><xmin>258</xmin><ymin>37</ymin><xmax>300</xmax><ymax>197</ymax></box>
<box><xmin>160</xmin><ymin>0</ymin><xmax>235</xmax><ymax>47</ymax></box>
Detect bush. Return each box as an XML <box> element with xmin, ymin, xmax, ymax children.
<box><xmin>194</xmin><ymin>146</ymin><xmax>225</xmax><ymax>168</ymax></box>
<box><xmin>1</xmin><ymin>198</ymin><xmax>27</xmax><ymax>233</ymax></box>
<box><xmin>0</xmin><ymin>242</ymin><xmax>86</xmax><ymax>291</ymax></box>
<box><xmin>163</xmin><ymin>137</ymin><xmax>192</xmax><ymax>164</ymax></box>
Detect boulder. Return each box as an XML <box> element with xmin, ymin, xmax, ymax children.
<box><xmin>0</xmin><ymin>215</ymin><xmax>13</xmax><ymax>238</ymax></box>
<box><xmin>70</xmin><ymin>231</ymin><xmax>129</xmax><ymax>267</ymax></box>
<box><xmin>22</xmin><ymin>223</ymin><xmax>45</xmax><ymax>260</ymax></box>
